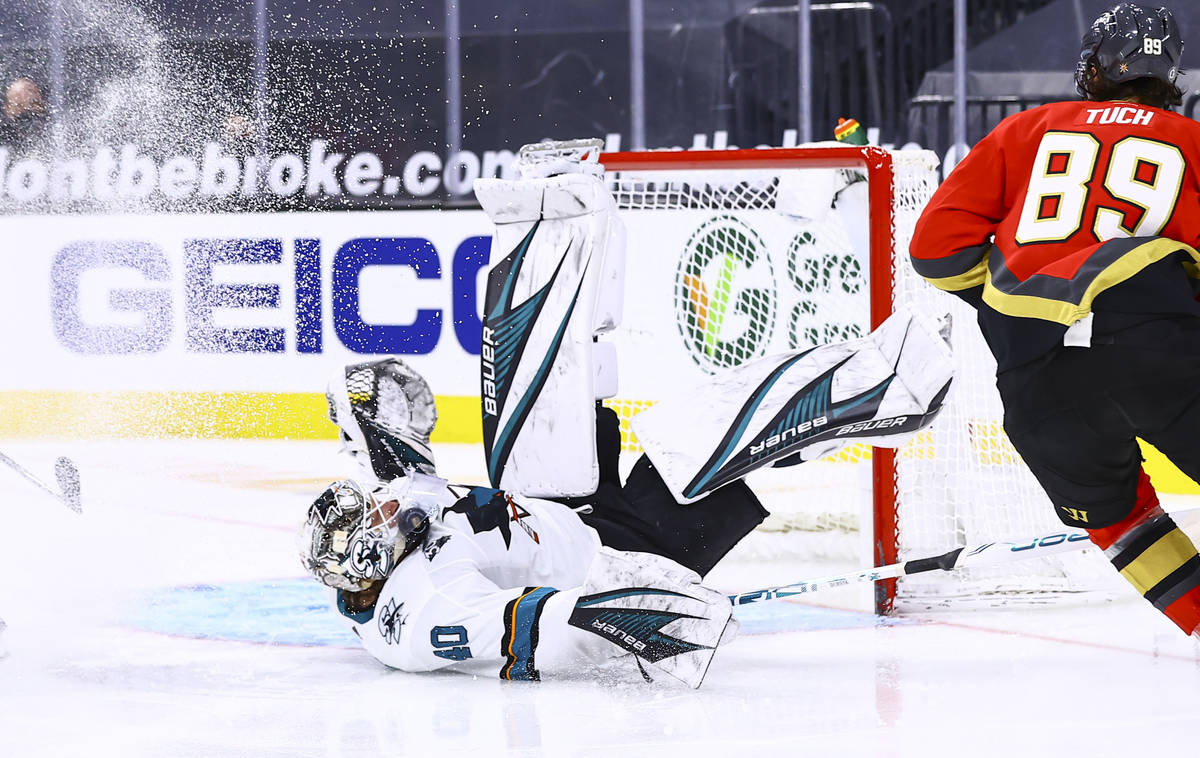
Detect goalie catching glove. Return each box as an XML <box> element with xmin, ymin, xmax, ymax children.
<box><xmin>326</xmin><ymin>357</ymin><xmax>439</xmax><ymax>482</ymax></box>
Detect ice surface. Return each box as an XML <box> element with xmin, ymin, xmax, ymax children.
<box><xmin>1</xmin><ymin>439</ymin><xmax>1197</xmax><ymax>757</ymax></box>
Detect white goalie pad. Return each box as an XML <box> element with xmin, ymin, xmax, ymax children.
<box><xmin>567</xmin><ymin>547</ymin><xmax>734</xmax><ymax>689</ymax></box>
<box><xmin>474</xmin><ymin>155</ymin><xmax>627</xmax><ymax>497</ymax></box>
<box><xmin>632</xmin><ymin>309</ymin><xmax>954</xmax><ymax>504</ymax></box>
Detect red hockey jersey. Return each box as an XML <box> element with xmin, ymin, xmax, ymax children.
<box><xmin>909</xmin><ymin>100</ymin><xmax>1200</xmax><ymax>371</ymax></box>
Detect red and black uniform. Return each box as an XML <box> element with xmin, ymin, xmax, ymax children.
<box><xmin>912</xmin><ymin>100</ymin><xmax>1200</xmax><ymax>371</ymax></box>
<box><xmin>910</xmin><ymin>99</ymin><xmax>1200</xmax><ymax>637</ymax></box>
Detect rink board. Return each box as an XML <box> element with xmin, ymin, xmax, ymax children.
<box><xmin>0</xmin><ymin>209</ymin><xmax>1196</xmax><ymax>495</ymax></box>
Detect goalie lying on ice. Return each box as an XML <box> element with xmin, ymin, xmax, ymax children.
<box><xmin>302</xmin><ymin>394</ymin><xmax>753</xmax><ymax>689</ymax></box>
<box><xmin>299</xmin><ymin>307</ymin><xmax>951</xmax><ymax>688</ymax></box>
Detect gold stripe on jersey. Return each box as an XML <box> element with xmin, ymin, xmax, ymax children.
<box><xmin>922</xmin><ymin>258</ymin><xmax>989</xmax><ymax>293</ymax></box>
<box><xmin>982</xmin><ymin>237</ymin><xmax>1200</xmax><ymax>326</ymax></box>
<box><xmin>910</xmin><ymin>242</ymin><xmax>991</xmax><ymax>285</ymax></box>
<box><xmin>1114</xmin><ymin>527</ymin><xmax>1198</xmax><ymax>597</ymax></box>
<box><xmin>501</xmin><ymin>587</ymin><xmax>541</xmax><ymax>680</ymax></box>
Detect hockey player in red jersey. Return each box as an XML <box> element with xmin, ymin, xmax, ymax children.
<box><xmin>910</xmin><ymin>3</ymin><xmax>1200</xmax><ymax>638</ymax></box>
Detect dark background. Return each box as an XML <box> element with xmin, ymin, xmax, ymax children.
<box><xmin>2</xmin><ymin>0</ymin><xmax>1198</xmax><ymax>209</ymax></box>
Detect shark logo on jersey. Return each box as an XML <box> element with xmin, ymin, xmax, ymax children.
<box><xmin>448</xmin><ymin>487</ymin><xmax>515</xmax><ymax>547</ymax></box>
<box><xmin>422</xmin><ymin>535</ymin><xmax>451</xmax><ymax>561</ymax></box>
<box><xmin>447</xmin><ymin>488</ymin><xmax>541</xmax><ymax>548</ymax></box>
<box><xmin>378</xmin><ymin>599</ymin><xmax>407</xmax><ymax>644</ymax></box>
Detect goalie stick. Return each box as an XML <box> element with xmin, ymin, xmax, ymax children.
<box><xmin>729</xmin><ymin>526</ymin><xmax>1103</xmax><ymax>605</ymax></box>
<box><xmin>0</xmin><ymin>451</ymin><xmax>82</xmax><ymax>513</ymax></box>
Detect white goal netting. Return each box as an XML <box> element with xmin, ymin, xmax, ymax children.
<box><xmin>598</xmin><ymin>147</ymin><xmax>1122</xmax><ymax>610</ymax></box>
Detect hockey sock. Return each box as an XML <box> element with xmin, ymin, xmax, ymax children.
<box><xmin>1087</xmin><ymin>469</ymin><xmax>1200</xmax><ymax>636</ymax></box>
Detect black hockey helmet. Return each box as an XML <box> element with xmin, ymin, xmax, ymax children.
<box><xmin>1076</xmin><ymin>4</ymin><xmax>1183</xmax><ymax>97</ymax></box>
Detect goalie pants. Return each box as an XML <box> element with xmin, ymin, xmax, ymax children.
<box><xmin>997</xmin><ymin>319</ymin><xmax>1200</xmax><ymax>634</ymax></box>
<box><xmin>574</xmin><ymin>406</ymin><xmax>769</xmax><ymax>578</ymax></box>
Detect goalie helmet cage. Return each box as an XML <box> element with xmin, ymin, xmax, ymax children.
<box><xmin>593</xmin><ymin>145</ymin><xmax>1122</xmax><ymax>614</ymax></box>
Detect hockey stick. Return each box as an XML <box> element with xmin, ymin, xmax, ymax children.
<box><xmin>0</xmin><ymin>451</ymin><xmax>82</xmax><ymax>513</ymax></box>
<box><xmin>729</xmin><ymin>528</ymin><xmax>1096</xmax><ymax>605</ymax></box>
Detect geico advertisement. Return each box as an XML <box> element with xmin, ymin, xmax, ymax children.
<box><xmin>0</xmin><ymin>211</ymin><xmax>496</xmax><ymax>394</ymax></box>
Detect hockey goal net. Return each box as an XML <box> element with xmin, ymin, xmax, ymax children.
<box><xmin>596</xmin><ymin>145</ymin><xmax>1121</xmax><ymax>613</ymax></box>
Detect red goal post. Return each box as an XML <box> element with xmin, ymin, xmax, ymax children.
<box><xmin>603</xmin><ymin>145</ymin><xmax>906</xmax><ymax>611</ymax></box>
<box><xmin>593</xmin><ymin>145</ymin><xmax>1121</xmax><ymax>613</ymax></box>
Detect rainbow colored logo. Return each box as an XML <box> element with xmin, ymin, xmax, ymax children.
<box><xmin>674</xmin><ymin>215</ymin><xmax>777</xmax><ymax>371</ymax></box>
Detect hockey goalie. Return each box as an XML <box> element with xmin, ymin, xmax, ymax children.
<box><xmin>298</xmin><ymin>141</ymin><xmax>954</xmax><ymax>688</ymax></box>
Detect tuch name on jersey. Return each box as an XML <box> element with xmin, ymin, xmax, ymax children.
<box><xmin>1083</xmin><ymin>106</ymin><xmax>1154</xmax><ymax>126</ymax></box>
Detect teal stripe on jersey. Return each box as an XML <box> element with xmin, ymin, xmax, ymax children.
<box><xmin>500</xmin><ymin>586</ymin><xmax>558</xmax><ymax>681</ymax></box>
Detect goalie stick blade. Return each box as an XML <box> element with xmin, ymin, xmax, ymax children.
<box><xmin>0</xmin><ymin>449</ymin><xmax>79</xmax><ymax>512</ymax></box>
<box><xmin>55</xmin><ymin>457</ymin><xmax>82</xmax><ymax>514</ymax></box>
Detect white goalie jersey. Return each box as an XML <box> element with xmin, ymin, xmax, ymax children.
<box><xmin>328</xmin><ymin>486</ymin><xmax>733</xmax><ymax>686</ymax></box>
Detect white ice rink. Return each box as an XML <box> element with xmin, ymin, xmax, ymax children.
<box><xmin>2</xmin><ymin>439</ymin><xmax>1198</xmax><ymax>758</ymax></box>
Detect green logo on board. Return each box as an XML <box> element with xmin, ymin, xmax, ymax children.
<box><xmin>673</xmin><ymin>215</ymin><xmax>777</xmax><ymax>372</ymax></box>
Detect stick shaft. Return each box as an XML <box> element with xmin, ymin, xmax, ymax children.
<box><xmin>0</xmin><ymin>451</ymin><xmax>61</xmax><ymax>498</ymax></box>
<box><xmin>729</xmin><ymin>528</ymin><xmax>1095</xmax><ymax>605</ymax></box>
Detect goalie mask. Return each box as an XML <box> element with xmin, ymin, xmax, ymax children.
<box><xmin>298</xmin><ymin>478</ymin><xmax>435</xmax><ymax>592</ymax></box>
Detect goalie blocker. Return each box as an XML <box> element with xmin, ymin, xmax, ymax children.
<box><xmin>633</xmin><ymin>309</ymin><xmax>953</xmax><ymax>504</ymax></box>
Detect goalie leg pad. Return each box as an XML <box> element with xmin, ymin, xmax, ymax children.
<box><xmin>475</xmin><ymin>171</ymin><xmax>627</xmax><ymax>497</ymax></box>
<box><xmin>632</xmin><ymin>309</ymin><xmax>953</xmax><ymax>503</ymax></box>
<box><xmin>567</xmin><ymin>547</ymin><xmax>734</xmax><ymax>688</ymax></box>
